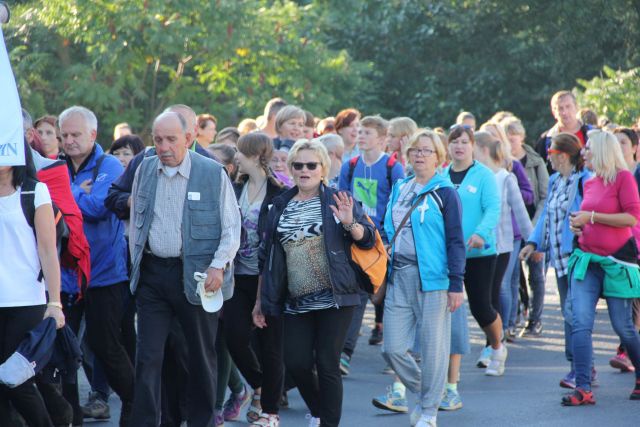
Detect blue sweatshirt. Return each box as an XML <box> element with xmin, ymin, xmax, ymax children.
<box><xmin>384</xmin><ymin>173</ymin><xmax>466</xmax><ymax>292</ymax></box>
<box><xmin>445</xmin><ymin>161</ymin><xmax>500</xmax><ymax>258</ymax></box>
<box><xmin>338</xmin><ymin>153</ymin><xmax>404</xmax><ymax>234</ymax></box>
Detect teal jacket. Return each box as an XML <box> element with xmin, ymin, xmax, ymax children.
<box><xmin>568</xmin><ymin>248</ymin><xmax>640</xmax><ymax>298</ymax></box>
<box><xmin>444</xmin><ymin>161</ymin><xmax>500</xmax><ymax>258</ymax></box>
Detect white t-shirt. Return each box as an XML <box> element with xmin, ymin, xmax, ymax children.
<box><xmin>0</xmin><ymin>183</ymin><xmax>52</xmax><ymax>307</ymax></box>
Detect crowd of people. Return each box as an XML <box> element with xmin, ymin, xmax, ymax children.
<box><xmin>3</xmin><ymin>41</ymin><xmax>640</xmax><ymax>427</ymax></box>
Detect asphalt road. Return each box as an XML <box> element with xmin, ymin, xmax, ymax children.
<box><xmin>84</xmin><ymin>272</ymin><xmax>640</xmax><ymax>426</ymax></box>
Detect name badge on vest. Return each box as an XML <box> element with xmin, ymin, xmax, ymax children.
<box><xmin>188</xmin><ymin>192</ymin><xmax>201</xmax><ymax>201</ymax></box>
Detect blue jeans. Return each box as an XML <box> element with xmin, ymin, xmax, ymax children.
<box><xmin>570</xmin><ymin>263</ymin><xmax>640</xmax><ymax>391</ymax></box>
<box><xmin>556</xmin><ymin>274</ymin><xmax>573</xmax><ymax>363</ymax></box>
<box><xmin>526</xmin><ymin>255</ymin><xmax>546</xmax><ymax>323</ymax></box>
<box><xmin>499</xmin><ymin>240</ymin><xmax>521</xmax><ymax>329</ymax></box>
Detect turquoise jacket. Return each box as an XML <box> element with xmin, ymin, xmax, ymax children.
<box><xmin>384</xmin><ymin>173</ymin><xmax>466</xmax><ymax>293</ymax></box>
<box><xmin>444</xmin><ymin>161</ymin><xmax>500</xmax><ymax>258</ymax></box>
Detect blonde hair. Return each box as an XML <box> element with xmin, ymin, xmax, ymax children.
<box><xmin>389</xmin><ymin>117</ymin><xmax>418</xmax><ymax>138</ymax></box>
<box><xmin>479</xmin><ymin>121</ymin><xmax>513</xmax><ymax>170</ymax></box>
<box><xmin>238</xmin><ymin>118</ymin><xmax>258</xmax><ymax>135</ymax></box>
<box><xmin>287</xmin><ymin>139</ymin><xmax>331</xmax><ymax>185</ymax></box>
<box><xmin>275</xmin><ymin>105</ymin><xmax>305</xmax><ymax>134</ymax></box>
<box><xmin>587</xmin><ymin>129</ymin><xmax>628</xmax><ymax>185</ymax></box>
<box><xmin>360</xmin><ymin>115</ymin><xmax>389</xmax><ymax>137</ymax></box>
<box><xmin>404</xmin><ymin>129</ymin><xmax>447</xmax><ymax>169</ymax></box>
<box><xmin>474</xmin><ymin>131</ymin><xmax>504</xmax><ymax>165</ymax></box>
<box><xmin>502</xmin><ymin>117</ymin><xmax>526</xmax><ymax>137</ymax></box>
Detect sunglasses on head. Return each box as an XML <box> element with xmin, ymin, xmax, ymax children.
<box><xmin>547</xmin><ymin>148</ymin><xmax>564</xmax><ymax>155</ymax></box>
<box><xmin>291</xmin><ymin>162</ymin><xmax>320</xmax><ymax>171</ymax></box>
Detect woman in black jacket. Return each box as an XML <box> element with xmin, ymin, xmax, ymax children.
<box><xmin>254</xmin><ymin>138</ymin><xmax>375</xmax><ymax>427</ymax></box>
<box><xmin>223</xmin><ymin>132</ymin><xmax>288</xmax><ymax>427</ymax></box>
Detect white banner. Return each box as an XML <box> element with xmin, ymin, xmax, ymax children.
<box><xmin>0</xmin><ymin>25</ymin><xmax>25</xmax><ymax>166</ymax></box>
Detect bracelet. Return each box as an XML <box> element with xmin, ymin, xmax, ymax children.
<box><xmin>590</xmin><ymin>210</ymin><xmax>595</xmax><ymax>224</ymax></box>
<box><xmin>343</xmin><ymin>220</ymin><xmax>358</xmax><ymax>232</ymax></box>
<box><xmin>47</xmin><ymin>301</ymin><xmax>63</xmax><ymax>309</ymax></box>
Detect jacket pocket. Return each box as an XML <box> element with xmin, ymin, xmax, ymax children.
<box><xmin>134</xmin><ymin>197</ymin><xmax>148</xmax><ymax>228</ymax></box>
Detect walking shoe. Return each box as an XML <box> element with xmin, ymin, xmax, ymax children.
<box><xmin>505</xmin><ymin>327</ymin><xmax>517</xmax><ymax>343</ymax></box>
<box><xmin>610</xmin><ymin>349</ymin><xmax>635</xmax><ymax>372</ymax></box>
<box><xmin>410</xmin><ymin>404</ymin><xmax>421</xmax><ymax>426</ymax></box>
<box><xmin>439</xmin><ymin>388</ymin><xmax>463</xmax><ymax>411</ymax></box>
<box><xmin>519</xmin><ymin>320</ymin><xmax>543</xmax><ymax>337</ymax></box>
<box><xmin>371</xmin><ymin>385</ymin><xmax>408</xmax><ymax>413</ymax></box>
<box><xmin>279</xmin><ymin>391</ymin><xmax>289</xmax><ymax>409</ymax></box>
<box><xmin>223</xmin><ymin>384</ymin><xmax>251</xmax><ymax>421</ymax></box>
<box><xmin>381</xmin><ymin>364</ymin><xmax>395</xmax><ymax>375</ymax></box>
<box><xmin>250</xmin><ymin>413</ymin><xmax>280</xmax><ymax>427</ymax></box>
<box><xmin>369</xmin><ymin>325</ymin><xmax>383</xmax><ymax>345</ymax></box>
<box><xmin>415</xmin><ymin>414</ymin><xmax>437</xmax><ymax>427</ymax></box>
<box><xmin>485</xmin><ymin>345</ymin><xmax>508</xmax><ymax>376</ymax></box>
<box><xmin>81</xmin><ymin>391</ymin><xmax>110</xmax><ymax>420</ymax></box>
<box><xmin>559</xmin><ymin>370</ymin><xmax>576</xmax><ymax>389</ymax></box>
<box><xmin>591</xmin><ymin>367</ymin><xmax>599</xmax><ymax>387</ymax></box>
<box><xmin>215</xmin><ymin>410</ymin><xmax>225</xmax><ymax>427</ymax></box>
<box><xmin>630</xmin><ymin>379</ymin><xmax>640</xmax><ymax>400</ymax></box>
<box><xmin>561</xmin><ymin>388</ymin><xmax>595</xmax><ymax>406</ymax></box>
<box><xmin>476</xmin><ymin>346</ymin><xmax>492</xmax><ymax>368</ymax></box>
<box><xmin>246</xmin><ymin>391</ymin><xmax>262</xmax><ymax>423</ymax></box>
<box><xmin>305</xmin><ymin>414</ymin><xmax>321</xmax><ymax>427</ymax></box>
<box><xmin>340</xmin><ymin>352</ymin><xmax>351</xmax><ymax>376</ymax></box>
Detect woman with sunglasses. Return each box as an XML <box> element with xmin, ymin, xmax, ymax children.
<box><xmin>520</xmin><ymin>133</ymin><xmax>593</xmax><ymax>389</ymax></box>
<box><xmin>561</xmin><ymin>130</ymin><xmax>640</xmax><ymax>405</ymax></box>
<box><xmin>257</xmin><ymin>138</ymin><xmax>375</xmax><ymax>427</ymax></box>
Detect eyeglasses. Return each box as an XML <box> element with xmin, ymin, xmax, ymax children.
<box><xmin>407</xmin><ymin>148</ymin><xmax>436</xmax><ymax>157</ymax></box>
<box><xmin>291</xmin><ymin>162</ymin><xmax>320</xmax><ymax>171</ymax></box>
<box><xmin>547</xmin><ymin>148</ymin><xmax>564</xmax><ymax>155</ymax></box>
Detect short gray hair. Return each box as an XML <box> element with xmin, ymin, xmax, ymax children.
<box><xmin>317</xmin><ymin>133</ymin><xmax>344</xmax><ymax>153</ymax></box>
<box><xmin>153</xmin><ymin>111</ymin><xmax>187</xmax><ymax>133</ymax></box>
<box><xmin>59</xmin><ymin>106</ymin><xmax>98</xmax><ymax>132</ymax></box>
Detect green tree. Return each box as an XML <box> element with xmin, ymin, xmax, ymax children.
<box><xmin>5</xmin><ymin>0</ymin><xmax>368</xmax><ymax>145</ymax></box>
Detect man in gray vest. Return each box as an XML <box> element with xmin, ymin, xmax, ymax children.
<box><xmin>129</xmin><ymin>111</ymin><xmax>240</xmax><ymax>426</ymax></box>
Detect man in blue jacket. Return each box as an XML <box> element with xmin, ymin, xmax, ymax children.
<box><xmin>60</xmin><ymin>105</ymin><xmax>134</xmax><ymax>426</ymax></box>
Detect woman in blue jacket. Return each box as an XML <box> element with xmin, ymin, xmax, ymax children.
<box><xmin>521</xmin><ymin>133</ymin><xmax>592</xmax><ymax>389</ymax></box>
<box><xmin>374</xmin><ymin>129</ymin><xmax>465</xmax><ymax>427</ymax></box>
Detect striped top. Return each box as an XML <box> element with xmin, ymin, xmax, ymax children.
<box><xmin>277</xmin><ymin>196</ymin><xmax>336</xmax><ymax>314</ymax></box>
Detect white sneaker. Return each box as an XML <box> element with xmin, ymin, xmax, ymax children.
<box><xmin>476</xmin><ymin>345</ymin><xmax>492</xmax><ymax>368</ymax></box>
<box><xmin>415</xmin><ymin>414</ymin><xmax>437</xmax><ymax>427</ymax></box>
<box><xmin>485</xmin><ymin>344</ymin><xmax>508</xmax><ymax>376</ymax></box>
<box><xmin>250</xmin><ymin>413</ymin><xmax>280</xmax><ymax>427</ymax></box>
<box><xmin>305</xmin><ymin>414</ymin><xmax>320</xmax><ymax>427</ymax></box>
<box><xmin>409</xmin><ymin>404</ymin><xmax>421</xmax><ymax>426</ymax></box>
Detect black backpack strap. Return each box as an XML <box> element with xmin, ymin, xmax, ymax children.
<box><xmin>92</xmin><ymin>154</ymin><xmax>107</xmax><ymax>182</ymax></box>
<box><xmin>20</xmin><ymin>178</ymin><xmax>38</xmax><ymax>231</ymax></box>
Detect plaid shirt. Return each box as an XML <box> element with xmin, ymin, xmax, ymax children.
<box><xmin>547</xmin><ymin>172</ymin><xmax>577</xmax><ymax>277</ymax></box>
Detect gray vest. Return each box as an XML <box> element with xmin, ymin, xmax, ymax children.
<box><xmin>130</xmin><ymin>152</ymin><xmax>232</xmax><ymax>305</ymax></box>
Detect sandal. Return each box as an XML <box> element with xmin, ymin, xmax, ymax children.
<box><xmin>246</xmin><ymin>392</ymin><xmax>262</xmax><ymax>423</ymax></box>
<box><xmin>561</xmin><ymin>388</ymin><xmax>595</xmax><ymax>406</ymax></box>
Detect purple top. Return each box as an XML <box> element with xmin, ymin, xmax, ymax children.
<box><xmin>510</xmin><ymin>160</ymin><xmax>534</xmax><ymax>240</ymax></box>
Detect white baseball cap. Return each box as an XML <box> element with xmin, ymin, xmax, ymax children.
<box><xmin>194</xmin><ymin>272</ymin><xmax>223</xmax><ymax>313</ymax></box>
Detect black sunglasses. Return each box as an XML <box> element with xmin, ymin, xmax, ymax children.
<box><xmin>291</xmin><ymin>162</ymin><xmax>320</xmax><ymax>171</ymax></box>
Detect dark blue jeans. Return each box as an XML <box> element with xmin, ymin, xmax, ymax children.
<box><xmin>526</xmin><ymin>255</ymin><xmax>546</xmax><ymax>323</ymax></box>
<box><xmin>556</xmin><ymin>274</ymin><xmax>573</xmax><ymax>363</ymax></box>
<box><xmin>570</xmin><ymin>263</ymin><xmax>640</xmax><ymax>391</ymax></box>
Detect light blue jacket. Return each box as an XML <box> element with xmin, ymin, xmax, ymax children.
<box><xmin>384</xmin><ymin>173</ymin><xmax>466</xmax><ymax>293</ymax></box>
<box><xmin>444</xmin><ymin>161</ymin><xmax>500</xmax><ymax>258</ymax></box>
<box><xmin>528</xmin><ymin>169</ymin><xmax>592</xmax><ymax>256</ymax></box>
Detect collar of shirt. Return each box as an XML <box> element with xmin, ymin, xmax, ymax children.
<box><xmin>189</xmin><ymin>140</ymin><xmax>197</xmax><ymax>152</ymax></box>
<box><xmin>157</xmin><ymin>150</ymin><xmax>191</xmax><ymax>178</ymax></box>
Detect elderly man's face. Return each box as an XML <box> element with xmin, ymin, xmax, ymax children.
<box><xmin>152</xmin><ymin>115</ymin><xmax>190</xmax><ymax>167</ymax></box>
<box><xmin>61</xmin><ymin>114</ymin><xmax>96</xmax><ymax>160</ymax></box>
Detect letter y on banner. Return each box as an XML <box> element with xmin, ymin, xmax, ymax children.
<box><xmin>0</xmin><ymin>25</ymin><xmax>25</xmax><ymax>166</ymax></box>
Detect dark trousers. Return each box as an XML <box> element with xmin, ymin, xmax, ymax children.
<box><xmin>0</xmin><ymin>305</ymin><xmax>53</xmax><ymax>427</ymax></box>
<box><xmin>216</xmin><ymin>318</ymin><xmax>245</xmax><ymax>409</ymax></box>
<box><xmin>131</xmin><ymin>255</ymin><xmax>218</xmax><ymax>427</ymax></box>
<box><xmin>84</xmin><ymin>282</ymin><xmax>135</xmax><ymax>407</ymax></box>
<box><xmin>284</xmin><ymin>306</ymin><xmax>354</xmax><ymax>427</ymax></box>
<box><xmin>60</xmin><ymin>292</ymin><xmax>85</xmax><ymax>425</ymax></box>
<box><xmin>160</xmin><ymin>321</ymin><xmax>189</xmax><ymax>427</ymax></box>
<box><xmin>343</xmin><ymin>291</ymin><xmax>368</xmax><ymax>357</ymax></box>
<box><xmin>464</xmin><ymin>255</ymin><xmax>498</xmax><ymax>328</ymax></box>
<box><xmin>224</xmin><ymin>274</ymin><xmax>283</xmax><ymax>414</ymax></box>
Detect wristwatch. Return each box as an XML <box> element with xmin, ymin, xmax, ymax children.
<box><xmin>343</xmin><ymin>220</ymin><xmax>358</xmax><ymax>232</ymax></box>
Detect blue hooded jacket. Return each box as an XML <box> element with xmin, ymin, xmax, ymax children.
<box><xmin>62</xmin><ymin>144</ymin><xmax>128</xmax><ymax>293</ymax></box>
<box><xmin>384</xmin><ymin>173</ymin><xmax>466</xmax><ymax>293</ymax></box>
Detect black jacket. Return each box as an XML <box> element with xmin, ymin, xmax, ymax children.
<box><xmin>259</xmin><ymin>184</ymin><xmax>375</xmax><ymax>316</ymax></box>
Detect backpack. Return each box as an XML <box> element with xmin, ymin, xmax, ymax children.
<box><xmin>350</xmin><ymin>214</ymin><xmax>388</xmax><ymax>295</ymax></box>
<box><xmin>346</xmin><ymin>155</ymin><xmax>398</xmax><ymax>191</ymax></box>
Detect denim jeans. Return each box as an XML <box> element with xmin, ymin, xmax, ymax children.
<box><xmin>556</xmin><ymin>274</ymin><xmax>573</xmax><ymax>363</ymax></box>
<box><xmin>500</xmin><ymin>240</ymin><xmax>521</xmax><ymax>329</ymax></box>
<box><xmin>526</xmin><ymin>255</ymin><xmax>546</xmax><ymax>323</ymax></box>
<box><xmin>570</xmin><ymin>263</ymin><xmax>640</xmax><ymax>391</ymax></box>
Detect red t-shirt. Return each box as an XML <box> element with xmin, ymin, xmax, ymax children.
<box><xmin>575</xmin><ymin>128</ymin><xmax>586</xmax><ymax>146</ymax></box>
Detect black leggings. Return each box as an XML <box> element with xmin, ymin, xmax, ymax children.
<box><xmin>224</xmin><ymin>275</ymin><xmax>284</xmax><ymax>414</ymax></box>
<box><xmin>464</xmin><ymin>255</ymin><xmax>503</xmax><ymax>328</ymax></box>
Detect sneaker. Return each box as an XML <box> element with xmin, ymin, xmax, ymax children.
<box><xmin>409</xmin><ymin>404</ymin><xmax>421</xmax><ymax>426</ymax></box>
<box><xmin>591</xmin><ymin>367</ymin><xmax>599</xmax><ymax>387</ymax></box>
<box><xmin>561</xmin><ymin>388</ymin><xmax>595</xmax><ymax>406</ymax></box>
<box><xmin>476</xmin><ymin>346</ymin><xmax>492</xmax><ymax>368</ymax></box>
<box><xmin>215</xmin><ymin>411</ymin><xmax>225</xmax><ymax>427</ymax></box>
<box><xmin>415</xmin><ymin>414</ymin><xmax>437</xmax><ymax>427</ymax></box>
<box><xmin>610</xmin><ymin>349</ymin><xmax>635</xmax><ymax>372</ymax></box>
<box><xmin>559</xmin><ymin>370</ymin><xmax>576</xmax><ymax>389</ymax></box>
<box><xmin>81</xmin><ymin>391</ymin><xmax>110</xmax><ymax>420</ymax></box>
<box><xmin>250</xmin><ymin>413</ymin><xmax>280</xmax><ymax>427</ymax></box>
<box><xmin>505</xmin><ymin>327</ymin><xmax>517</xmax><ymax>343</ymax></box>
<box><xmin>222</xmin><ymin>385</ymin><xmax>251</xmax><ymax>421</ymax></box>
<box><xmin>630</xmin><ymin>379</ymin><xmax>640</xmax><ymax>400</ymax></box>
<box><xmin>340</xmin><ymin>352</ymin><xmax>351</xmax><ymax>376</ymax></box>
<box><xmin>279</xmin><ymin>391</ymin><xmax>289</xmax><ymax>409</ymax></box>
<box><xmin>305</xmin><ymin>414</ymin><xmax>321</xmax><ymax>427</ymax></box>
<box><xmin>439</xmin><ymin>388</ymin><xmax>462</xmax><ymax>411</ymax></box>
<box><xmin>519</xmin><ymin>320</ymin><xmax>543</xmax><ymax>337</ymax></box>
<box><xmin>485</xmin><ymin>345</ymin><xmax>508</xmax><ymax>376</ymax></box>
<box><xmin>369</xmin><ymin>325</ymin><xmax>383</xmax><ymax>345</ymax></box>
<box><xmin>381</xmin><ymin>364</ymin><xmax>395</xmax><ymax>375</ymax></box>
<box><xmin>371</xmin><ymin>385</ymin><xmax>408</xmax><ymax>413</ymax></box>
<box><xmin>246</xmin><ymin>391</ymin><xmax>262</xmax><ymax>423</ymax></box>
